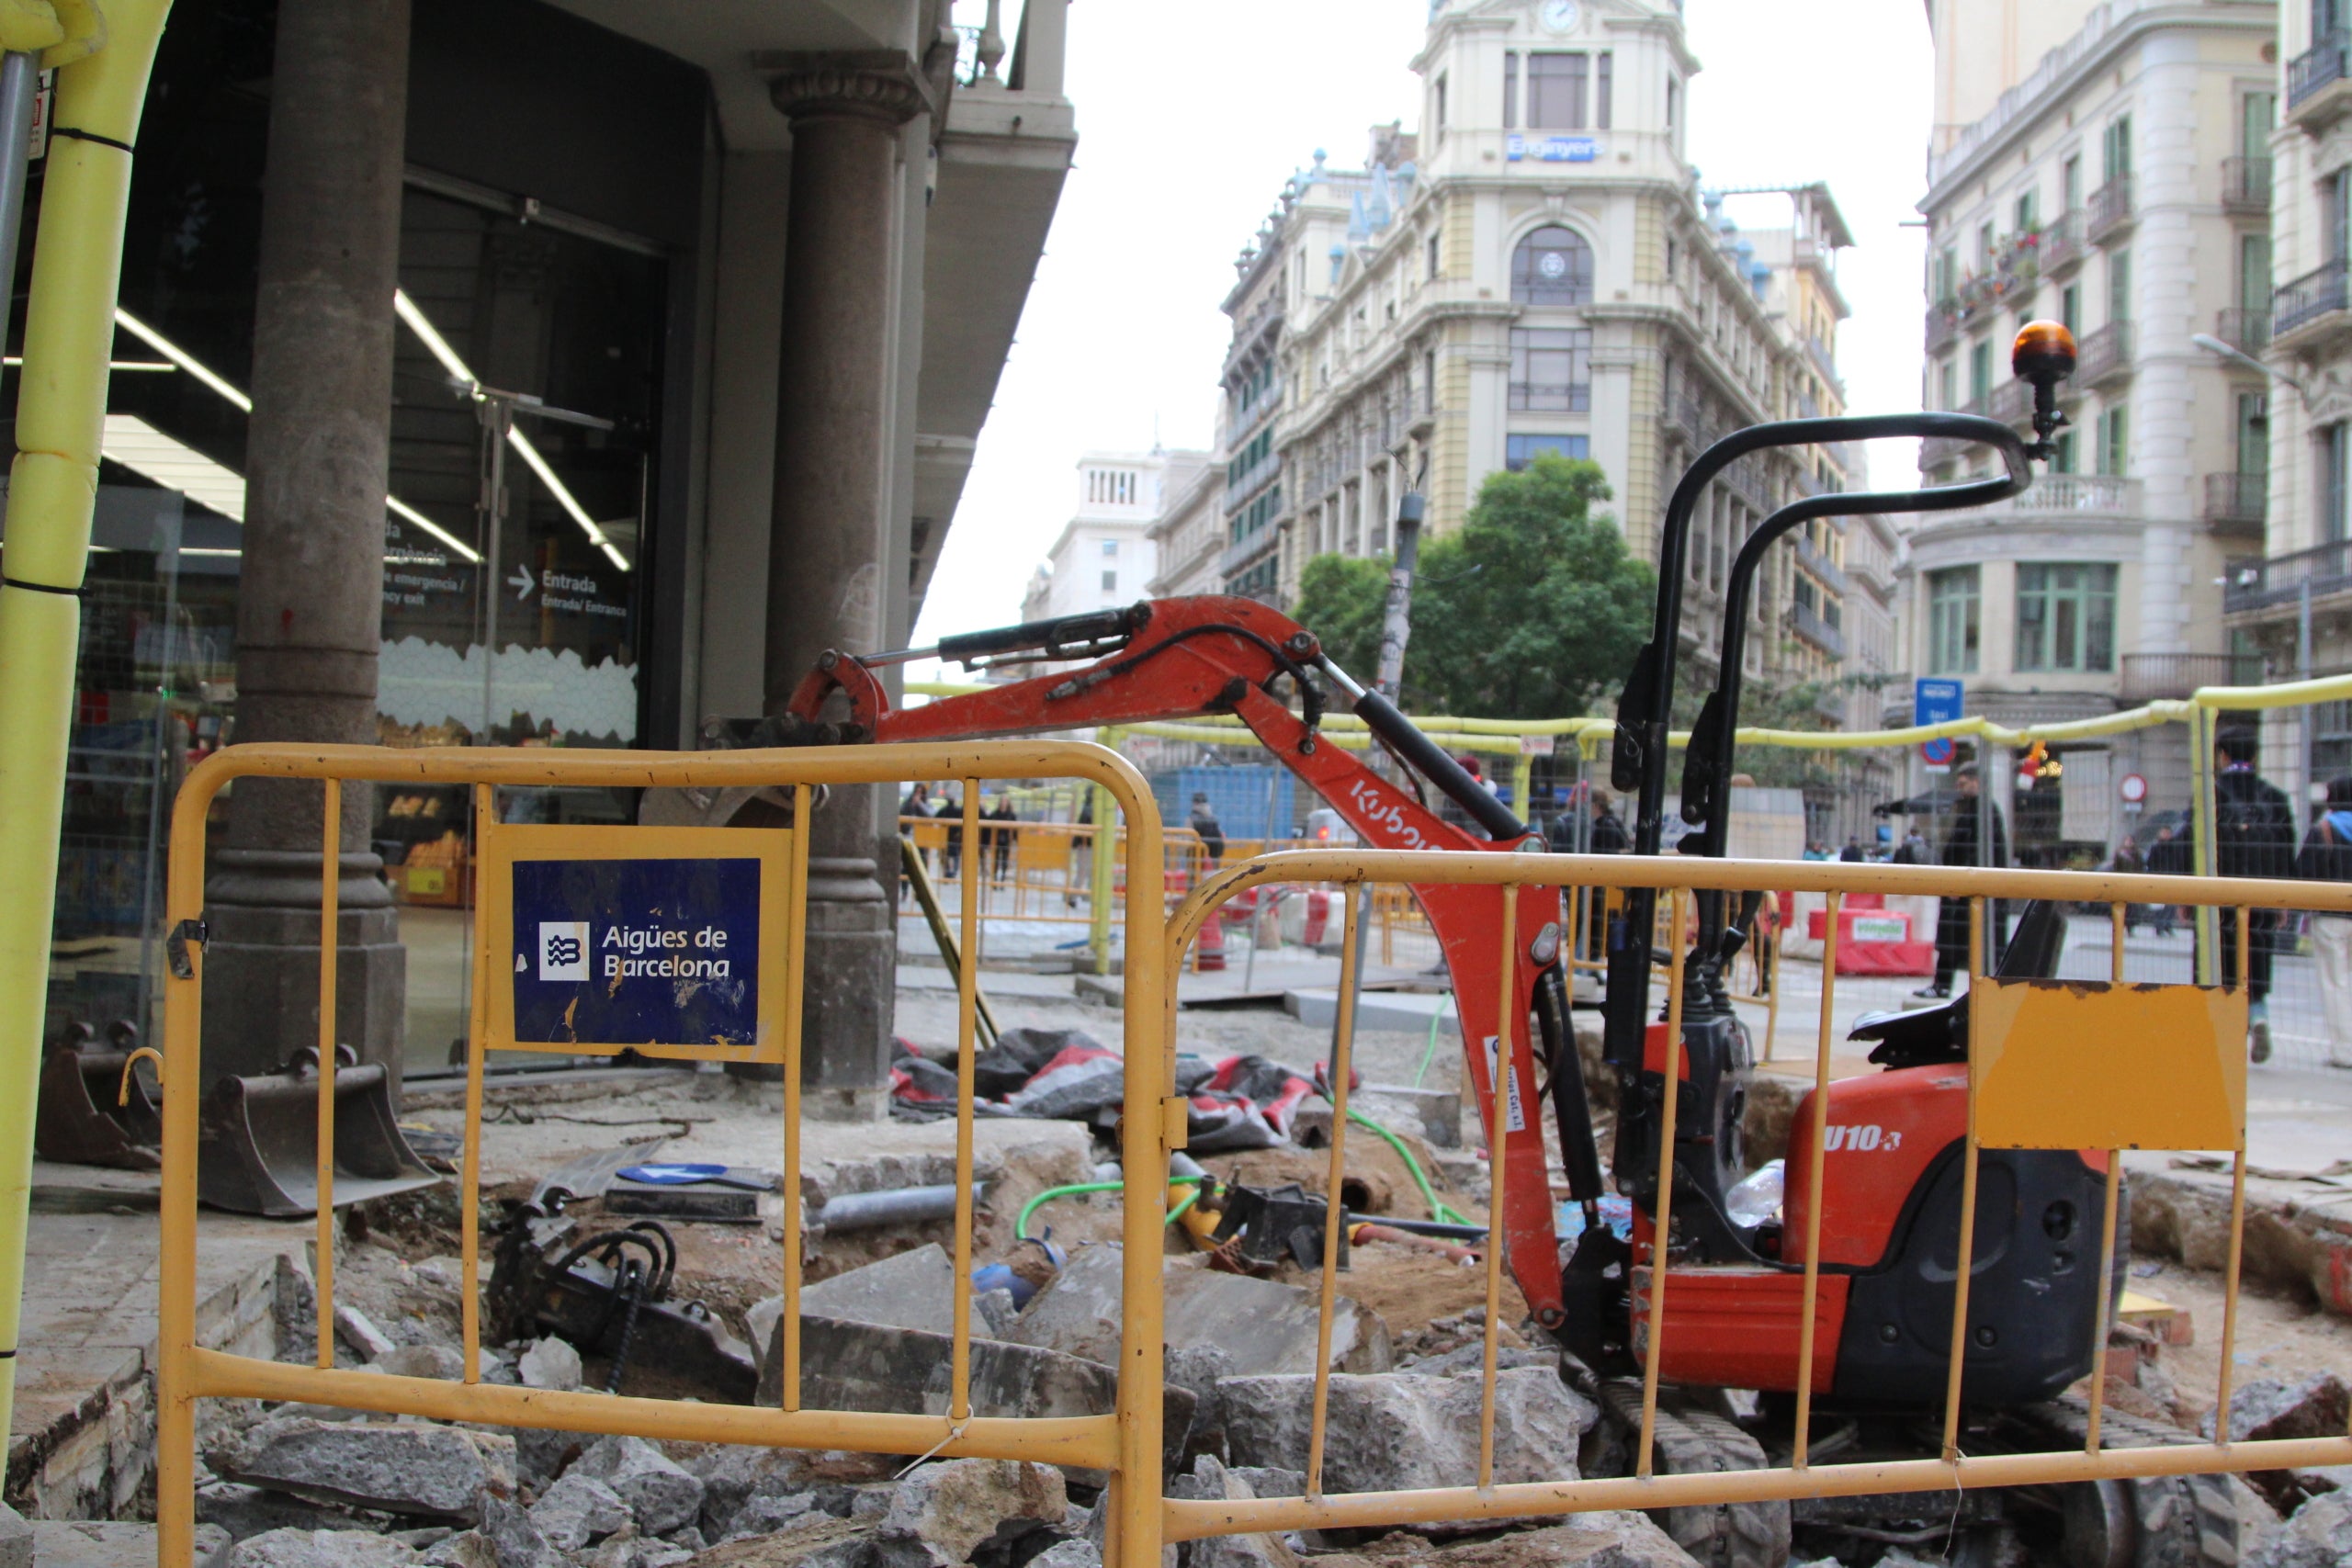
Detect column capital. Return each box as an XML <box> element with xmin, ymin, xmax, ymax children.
<box><xmin>759</xmin><ymin>50</ymin><xmax>932</xmax><ymax>127</ymax></box>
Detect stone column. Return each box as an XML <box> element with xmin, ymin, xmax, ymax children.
<box><xmin>757</xmin><ymin>53</ymin><xmax>928</xmax><ymax>1117</ymax></box>
<box><xmin>203</xmin><ymin>0</ymin><xmax>411</xmax><ymax>1085</ymax></box>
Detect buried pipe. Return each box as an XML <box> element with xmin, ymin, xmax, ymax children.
<box><xmin>811</xmin><ymin>1183</ymin><xmax>982</xmax><ymax>1233</ymax></box>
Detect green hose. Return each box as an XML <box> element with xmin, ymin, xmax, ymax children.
<box><xmin>1341</xmin><ymin>1102</ymin><xmax>1472</xmax><ymax>1227</ymax></box>
<box><xmin>1412</xmin><ymin>992</ymin><xmax>1454</xmax><ymax>1088</ymax></box>
<box><xmin>1016</xmin><ymin>1175</ymin><xmax>1205</xmax><ymax>1241</ymax></box>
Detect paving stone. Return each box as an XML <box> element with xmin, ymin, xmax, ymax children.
<box><xmin>876</xmin><ymin>1459</ymin><xmax>1068</xmax><ymax>1568</ymax></box>
<box><xmin>572</xmin><ymin>1434</ymin><xmax>708</xmax><ymax>1537</ymax></box>
<box><xmin>221</xmin><ymin>1529</ymin><xmax>421</xmax><ymax>1567</ymax></box>
<box><xmin>216</xmin><ymin>1417</ymin><xmax>516</xmax><ymax>1523</ymax></box>
<box><xmin>1219</xmin><ymin>1368</ymin><xmax>1594</xmax><ymax>1495</ymax></box>
<box><xmin>530</xmin><ymin>1472</ymin><xmax>631</xmax><ymax>1551</ymax></box>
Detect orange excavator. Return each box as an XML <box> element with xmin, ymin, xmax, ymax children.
<box><xmin>759</xmin><ymin>322</ymin><xmax>2231</xmax><ymax>1568</ymax></box>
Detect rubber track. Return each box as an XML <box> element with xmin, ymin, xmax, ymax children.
<box><xmin>1596</xmin><ymin>1380</ymin><xmax>1791</xmax><ymax>1568</ymax></box>
<box><xmin>2020</xmin><ymin>1395</ymin><xmax>2238</xmax><ymax>1568</ymax></box>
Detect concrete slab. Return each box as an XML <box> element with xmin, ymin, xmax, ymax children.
<box><xmin>896</xmin><ymin>966</ymin><xmax>1080</xmax><ymax>1000</ymax></box>
<box><xmin>1007</xmin><ymin>1246</ymin><xmax>1392</xmax><ymax>1375</ymax></box>
<box><xmin>32</xmin><ymin>1519</ymin><xmax>230</xmax><ymax>1567</ymax></box>
<box><xmin>1285</xmin><ymin>988</ymin><xmax>1458</xmax><ymax>1036</ymax></box>
<box><xmin>9</xmin><ymin>1169</ymin><xmax>291</xmax><ymax>1520</ymax></box>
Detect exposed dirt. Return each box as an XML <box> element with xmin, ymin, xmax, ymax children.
<box><xmin>2120</xmin><ymin>1256</ymin><xmax>2352</xmax><ymax>1425</ymax></box>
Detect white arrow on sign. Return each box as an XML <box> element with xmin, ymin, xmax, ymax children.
<box><xmin>510</xmin><ymin>565</ymin><xmax>536</xmax><ymax>601</ymax></box>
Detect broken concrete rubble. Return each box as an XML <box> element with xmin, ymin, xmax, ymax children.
<box><xmin>1305</xmin><ymin>1517</ymin><xmax>1701</xmax><ymax>1568</ymax></box>
<box><xmin>1220</xmin><ymin>1368</ymin><xmax>1594</xmax><ymax>1495</ymax></box>
<box><xmin>757</xmin><ymin>1315</ymin><xmax>1197</xmax><ymax>1477</ymax></box>
<box><xmin>215</xmin><ymin>1417</ymin><xmax>516</xmax><ymax>1523</ymax></box>
<box><xmin>2203</xmin><ymin>1371</ymin><xmax>2352</xmax><ymax>1444</ymax></box>
<box><xmin>2246</xmin><ymin>1489</ymin><xmax>2352</xmax><ymax>1568</ymax></box>
<box><xmin>875</xmin><ymin>1459</ymin><xmax>1067</xmax><ymax>1568</ymax></box>
<box><xmin>1006</xmin><ymin>1247</ymin><xmax>1392</xmax><ymax>1374</ymax></box>
<box><xmin>530</xmin><ymin>1473</ymin><xmax>632</xmax><ymax>1552</ymax></box>
<box><xmin>571</xmin><ymin>1435</ymin><xmax>709</xmax><ymax>1539</ymax></box>
<box><xmin>517</xmin><ymin>1337</ymin><xmax>584</xmax><ymax>1393</ymax></box>
<box><xmin>224</xmin><ymin>1528</ymin><xmax>424</xmax><ymax>1567</ymax></box>
<box><xmin>676</xmin><ymin>1515</ymin><xmax>876</xmax><ymax>1568</ymax></box>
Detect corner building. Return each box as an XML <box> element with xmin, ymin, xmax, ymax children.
<box><xmin>1262</xmin><ymin>0</ymin><xmax>1862</xmax><ymax>690</ymax></box>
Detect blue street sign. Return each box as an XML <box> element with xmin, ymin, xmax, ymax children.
<box><xmin>1915</xmin><ymin>677</ymin><xmax>1963</xmax><ymax>769</ymax></box>
<box><xmin>511</xmin><ymin>856</ymin><xmax>763</xmax><ymax>1047</ymax></box>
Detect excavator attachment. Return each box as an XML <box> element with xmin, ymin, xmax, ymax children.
<box><xmin>196</xmin><ymin>1043</ymin><xmax>439</xmax><ymax>1217</ymax></box>
<box><xmin>35</xmin><ymin>1021</ymin><xmax>164</xmax><ymax>1170</ymax></box>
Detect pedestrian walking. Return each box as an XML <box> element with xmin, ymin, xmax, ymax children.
<box><xmin>988</xmin><ymin>793</ymin><xmax>1017</xmax><ymax>885</ymax></box>
<box><xmin>2109</xmin><ymin>832</ymin><xmax>2144</xmax><ymax>932</ymax></box>
<box><xmin>942</xmin><ymin>784</ymin><xmax>964</xmax><ymax>878</ymax></box>
<box><xmin>2196</xmin><ymin>728</ymin><xmax>2297</xmax><ymax>1062</ymax></box>
<box><xmin>1189</xmin><ymin>792</ymin><xmax>1226</xmax><ymax>873</ymax></box>
<box><xmin>2147</xmin><ymin>822</ymin><xmax>2189</xmax><ymax>935</ymax></box>
<box><xmin>1838</xmin><ymin>836</ymin><xmax>1864</xmax><ymax>863</ymax></box>
<box><xmin>2297</xmin><ymin>778</ymin><xmax>2352</xmax><ymax>1069</ymax></box>
<box><xmin>1877</xmin><ymin>762</ymin><xmax>2006</xmax><ymax>998</ymax></box>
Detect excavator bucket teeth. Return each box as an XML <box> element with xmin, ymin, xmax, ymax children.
<box><xmin>197</xmin><ymin>1055</ymin><xmax>439</xmax><ymax>1217</ymax></box>
<box><xmin>35</xmin><ymin>1043</ymin><xmax>164</xmax><ymax>1171</ymax></box>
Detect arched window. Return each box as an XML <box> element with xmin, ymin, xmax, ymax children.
<box><xmin>1511</xmin><ymin>225</ymin><xmax>1593</xmax><ymax>306</ymax></box>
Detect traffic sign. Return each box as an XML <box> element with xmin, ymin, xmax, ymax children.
<box><xmin>2120</xmin><ymin>772</ymin><xmax>2148</xmax><ymax>813</ymax></box>
<box><xmin>1915</xmin><ymin>678</ymin><xmax>1964</xmax><ymax>771</ymax></box>
<box><xmin>481</xmin><ymin>824</ymin><xmax>796</xmax><ymax>1062</ymax></box>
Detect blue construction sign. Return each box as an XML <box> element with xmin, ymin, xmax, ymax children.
<box><xmin>482</xmin><ymin>824</ymin><xmax>794</xmax><ymax>1060</ymax></box>
<box><xmin>1915</xmin><ymin>677</ymin><xmax>1964</xmax><ymax>771</ymax></box>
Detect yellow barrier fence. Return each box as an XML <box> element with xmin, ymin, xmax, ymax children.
<box><xmin>1159</xmin><ymin>850</ymin><xmax>2352</xmax><ymax>1552</ymax></box>
<box><xmin>154</xmin><ymin>740</ymin><xmax>1172</xmax><ymax>1566</ymax></box>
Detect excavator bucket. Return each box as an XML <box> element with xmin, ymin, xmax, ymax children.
<box><xmin>198</xmin><ymin>1044</ymin><xmax>440</xmax><ymax>1217</ymax></box>
<box><xmin>35</xmin><ymin>1021</ymin><xmax>164</xmax><ymax>1170</ymax></box>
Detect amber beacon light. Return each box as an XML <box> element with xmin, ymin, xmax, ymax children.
<box><xmin>2010</xmin><ymin>320</ymin><xmax>2075</xmax><ymax>457</ymax></box>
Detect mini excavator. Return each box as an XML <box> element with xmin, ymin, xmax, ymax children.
<box><xmin>750</xmin><ymin>321</ymin><xmax>2232</xmax><ymax>1568</ymax></box>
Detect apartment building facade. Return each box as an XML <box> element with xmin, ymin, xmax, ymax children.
<box><xmin>1146</xmin><ymin>457</ymin><xmax>1225</xmax><ymax>599</ymax></box>
<box><xmin>1910</xmin><ymin>0</ymin><xmax>2275</xmax><ymax>851</ymax></box>
<box><xmin>1021</xmin><ymin>450</ymin><xmax>1206</xmax><ymax>626</ymax></box>
<box><xmin>2228</xmin><ymin>0</ymin><xmax>2352</xmax><ymax>794</ymax></box>
<box><xmin>1260</xmin><ymin>0</ymin><xmax>1863</xmax><ymax>692</ymax></box>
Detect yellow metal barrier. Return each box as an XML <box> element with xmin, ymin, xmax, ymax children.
<box><xmin>1158</xmin><ymin>850</ymin><xmax>2352</xmax><ymax>1550</ymax></box>
<box><xmin>155</xmin><ymin>739</ymin><xmax>1172</xmax><ymax>1567</ymax></box>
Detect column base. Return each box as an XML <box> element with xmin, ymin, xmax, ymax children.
<box><xmin>729</xmin><ymin>854</ymin><xmax>893</xmax><ymax>1121</ymax></box>
<box><xmin>200</xmin><ymin>850</ymin><xmax>407</xmax><ymax>1091</ymax></box>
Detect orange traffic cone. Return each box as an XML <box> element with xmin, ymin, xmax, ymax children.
<box><xmin>1197</xmin><ymin>910</ymin><xmax>1227</xmax><ymax>971</ymax></box>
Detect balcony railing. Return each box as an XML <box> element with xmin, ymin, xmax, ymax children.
<box><xmin>1989</xmin><ymin>378</ymin><xmax>2032</xmax><ymax>428</ymax></box>
<box><xmin>2119</xmin><ymin>652</ymin><xmax>2265</xmax><ymax>704</ymax></box>
<box><xmin>2086</xmin><ymin>176</ymin><xmax>2134</xmax><ymax>243</ymax></box>
<box><xmin>1722</xmin><ymin>455</ymin><xmax>1771</xmax><ymax>513</ymax></box>
<box><xmin>2224</xmin><ymin>537</ymin><xmax>2352</xmax><ymax>615</ymax></box>
<box><xmin>1794</xmin><ymin>535</ymin><xmax>1847</xmax><ymax>592</ymax></box>
<box><xmin>2075</xmin><ymin>320</ymin><xmax>2134</xmax><ymax>386</ymax></box>
<box><xmin>2222</xmin><ymin>156</ymin><xmax>2273</xmax><ymax>214</ymax></box>
<box><xmin>2216</xmin><ymin>307</ymin><xmax>2271</xmax><ymax>355</ymax></box>
<box><xmin>1221</xmin><ymin>452</ymin><xmax>1280</xmax><ymax>513</ymax></box>
<box><xmin>1931</xmin><ymin>473</ymin><xmax>2139</xmax><ymax>524</ymax></box>
<box><xmin>1786</xmin><ymin>600</ymin><xmax>1846</xmax><ymax>660</ymax></box>
<box><xmin>2290</xmin><ymin>31</ymin><xmax>2350</xmax><ymax>109</ymax></box>
<box><xmin>1804</xmin><ymin>333</ymin><xmax>1838</xmax><ymax>385</ymax></box>
<box><xmin>2039</xmin><ymin>211</ymin><xmax>2085</xmax><ymax>276</ymax></box>
<box><xmin>1925</xmin><ymin>302</ymin><xmax>1962</xmax><ymax>355</ymax></box>
<box><xmin>1508</xmin><ymin>381</ymin><xmax>1591</xmax><ymax>412</ymax></box>
<box><xmin>2275</xmin><ymin>260</ymin><xmax>2350</xmax><ymax>340</ymax></box>
<box><xmin>2201</xmin><ymin>471</ymin><xmax>2267</xmax><ymax>531</ymax></box>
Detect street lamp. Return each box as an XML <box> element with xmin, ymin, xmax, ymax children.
<box><xmin>2190</xmin><ymin>333</ymin><xmax>2309</xmax><ymax>399</ymax></box>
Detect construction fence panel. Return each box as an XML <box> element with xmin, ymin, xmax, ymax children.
<box><xmin>1152</xmin><ymin>849</ymin><xmax>2352</xmax><ymax>1555</ymax></box>
<box><xmin>154</xmin><ymin>739</ymin><xmax>1172</xmax><ymax>1567</ymax></box>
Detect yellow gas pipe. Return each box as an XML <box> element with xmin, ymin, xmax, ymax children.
<box><xmin>0</xmin><ymin>0</ymin><xmax>171</xmax><ymax>1438</ymax></box>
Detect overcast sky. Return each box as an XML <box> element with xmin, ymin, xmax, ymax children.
<box><xmin>910</xmin><ymin>0</ymin><xmax>1937</xmax><ymax>651</ymax></box>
